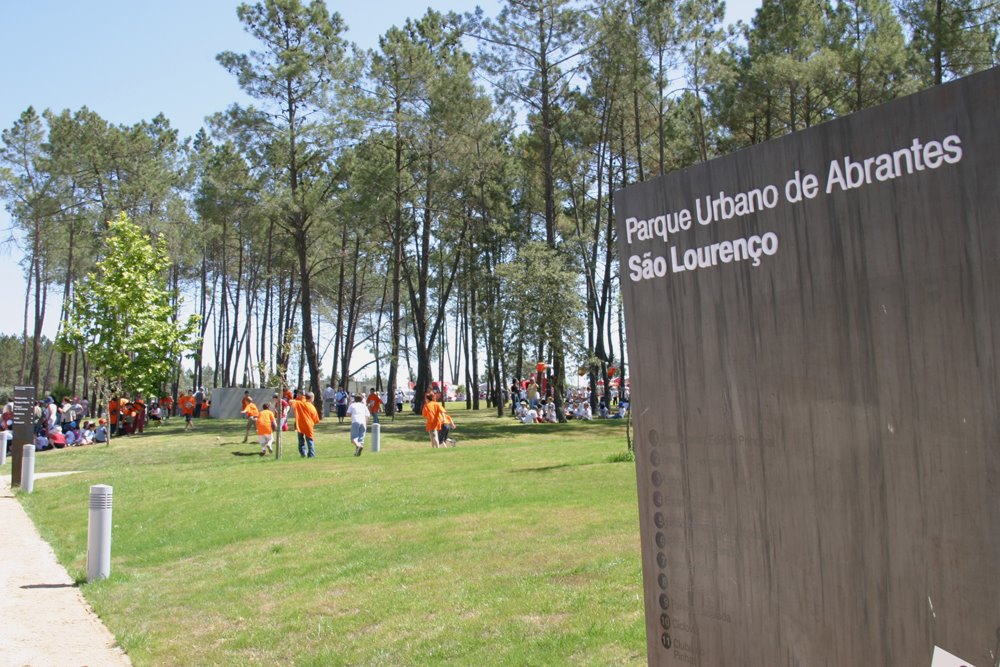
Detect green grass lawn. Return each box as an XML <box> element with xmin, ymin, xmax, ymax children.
<box><xmin>16</xmin><ymin>406</ymin><xmax>645</xmax><ymax>666</ymax></box>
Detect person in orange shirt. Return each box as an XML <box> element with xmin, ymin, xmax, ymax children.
<box><xmin>421</xmin><ymin>391</ymin><xmax>447</xmax><ymax>448</ymax></box>
<box><xmin>256</xmin><ymin>402</ymin><xmax>277</xmax><ymax>456</ymax></box>
<box><xmin>119</xmin><ymin>400</ymin><xmax>134</xmax><ymax>435</ymax></box>
<box><xmin>291</xmin><ymin>390</ymin><xmax>320</xmax><ymax>457</ymax></box>
<box><xmin>366</xmin><ymin>388</ymin><xmax>383</xmax><ymax>424</ymax></box>
<box><xmin>178</xmin><ymin>390</ymin><xmax>197</xmax><ymax>431</ymax></box>
<box><xmin>159</xmin><ymin>395</ymin><xmax>174</xmax><ymax>423</ymax></box>
<box><xmin>439</xmin><ymin>409</ymin><xmax>456</xmax><ymax>447</ymax></box>
<box><xmin>242</xmin><ymin>395</ymin><xmax>259</xmax><ymax>443</ymax></box>
<box><xmin>108</xmin><ymin>396</ymin><xmax>120</xmax><ymax>434</ymax></box>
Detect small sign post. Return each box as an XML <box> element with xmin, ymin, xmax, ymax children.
<box><xmin>10</xmin><ymin>385</ymin><xmax>35</xmax><ymax>487</ymax></box>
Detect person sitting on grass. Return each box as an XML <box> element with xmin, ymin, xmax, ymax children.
<box><xmin>94</xmin><ymin>419</ymin><xmax>109</xmax><ymax>443</ymax></box>
<box><xmin>48</xmin><ymin>425</ymin><xmax>67</xmax><ymax>449</ymax></box>
<box><xmin>521</xmin><ymin>404</ymin><xmax>539</xmax><ymax>424</ymax></box>
<box><xmin>543</xmin><ymin>398</ymin><xmax>557</xmax><ymax>423</ymax></box>
<box><xmin>515</xmin><ymin>400</ymin><xmax>529</xmax><ymax>421</ymax></box>
<box><xmin>79</xmin><ymin>422</ymin><xmax>95</xmax><ymax>445</ymax></box>
<box><xmin>34</xmin><ymin>430</ymin><xmax>49</xmax><ymax>451</ymax></box>
<box><xmin>147</xmin><ymin>402</ymin><xmax>162</xmax><ymax>425</ymax></box>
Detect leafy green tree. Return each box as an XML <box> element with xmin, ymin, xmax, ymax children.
<box><xmin>59</xmin><ymin>213</ymin><xmax>200</xmax><ymax>407</ymax></box>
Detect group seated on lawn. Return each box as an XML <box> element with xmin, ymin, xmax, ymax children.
<box><xmin>513</xmin><ymin>396</ymin><xmax>629</xmax><ymax>423</ymax></box>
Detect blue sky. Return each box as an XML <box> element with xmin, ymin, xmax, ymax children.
<box><xmin>1</xmin><ymin>0</ymin><xmax>762</xmax><ymax>339</ymax></box>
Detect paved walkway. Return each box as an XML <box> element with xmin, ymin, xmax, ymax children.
<box><xmin>0</xmin><ymin>469</ymin><xmax>131</xmax><ymax>667</ymax></box>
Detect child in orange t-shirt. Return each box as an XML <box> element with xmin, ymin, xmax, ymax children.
<box><xmin>241</xmin><ymin>395</ymin><xmax>259</xmax><ymax>443</ymax></box>
<box><xmin>256</xmin><ymin>403</ymin><xmax>277</xmax><ymax>456</ymax></box>
<box><xmin>159</xmin><ymin>395</ymin><xmax>174</xmax><ymax>423</ymax></box>
<box><xmin>178</xmin><ymin>391</ymin><xmax>196</xmax><ymax>431</ymax></box>
<box><xmin>421</xmin><ymin>391</ymin><xmax>446</xmax><ymax>448</ymax></box>
<box><xmin>366</xmin><ymin>388</ymin><xmax>383</xmax><ymax>424</ymax></box>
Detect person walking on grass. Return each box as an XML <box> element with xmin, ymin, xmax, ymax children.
<box><xmin>421</xmin><ymin>390</ymin><xmax>447</xmax><ymax>448</ymax></box>
<box><xmin>256</xmin><ymin>402</ymin><xmax>277</xmax><ymax>456</ymax></box>
<box><xmin>179</xmin><ymin>390</ymin><xmax>196</xmax><ymax>431</ymax></box>
<box><xmin>366</xmin><ymin>387</ymin><xmax>383</xmax><ymax>424</ymax></box>
<box><xmin>334</xmin><ymin>386</ymin><xmax>349</xmax><ymax>424</ymax></box>
<box><xmin>347</xmin><ymin>393</ymin><xmax>370</xmax><ymax>456</ymax></box>
<box><xmin>291</xmin><ymin>390</ymin><xmax>320</xmax><ymax>457</ymax></box>
<box><xmin>438</xmin><ymin>409</ymin><xmax>456</xmax><ymax>447</ymax></box>
<box><xmin>241</xmin><ymin>395</ymin><xmax>259</xmax><ymax>443</ymax></box>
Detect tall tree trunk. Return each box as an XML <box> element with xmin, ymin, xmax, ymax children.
<box><xmin>470</xmin><ymin>279</ymin><xmax>480</xmax><ymax>411</ymax></box>
<box><xmin>385</xmin><ymin>93</ymin><xmax>405</xmax><ymax>419</ymax></box>
<box><xmin>196</xmin><ymin>251</ymin><xmax>209</xmax><ymax>390</ymax></box>
<box><xmin>30</xmin><ymin>249</ymin><xmax>47</xmax><ymax>389</ymax></box>
<box><xmin>339</xmin><ymin>236</ymin><xmax>365</xmax><ymax>388</ymax></box>
<box><xmin>19</xmin><ymin>262</ymin><xmax>32</xmax><ymax>383</ymax></box>
<box><xmin>331</xmin><ymin>219</ymin><xmax>348</xmax><ymax>386</ymax></box>
<box><xmin>57</xmin><ymin>221</ymin><xmax>76</xmax><ymax>386</ymax></box>
<box><xmin>462</xmin><ymin>290</ymin><xmax>472</xmax><ymax>409</ymax></box>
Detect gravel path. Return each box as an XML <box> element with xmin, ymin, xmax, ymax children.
<box><xmin>0</xmin><ymin>471</ymin><xmax>131</xmax><ymax>667</ymax></box>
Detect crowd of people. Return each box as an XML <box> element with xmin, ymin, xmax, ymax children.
<box><xmin>1</xmin><ymin>395</ymin><xmax>107</xmax><ymax>454</ymax></box>
<box><xmin>506</xmin><ymin>377</ymin><xmax>630</xmax><ymax>425</ymax></box>
<box><xmin>2</xmin><ymin>375</ymin><xmax>626</xmax><ymax>460</ymax></box>
<box><xmin>240</xmin><ymin>387</ymin><xmax>370</xmax><ymax>457</ymax></box>
<box><xmin>0</xmin><ymin>387</ymin><xmax>216</xmax><ymax>456</ymax></box>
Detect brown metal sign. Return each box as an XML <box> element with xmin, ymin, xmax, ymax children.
<box><xmin>10</xmin><ymin>385</ymin><xmax>35</xmax><ymax>486</ymax></box>
<box><xmin>616</xmin><ymin>68</ymin><xmax>1000</xmax><ymax>666</ymax></box>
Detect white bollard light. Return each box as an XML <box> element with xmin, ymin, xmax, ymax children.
<box><xmin>371</xmin><ymin>423</ymin><xmax>380</xmax><ymax>453</ymax></box>
<box><xmin>1</xmin><ymin>435</ymin><xmax>7</xmax><ymax>466</ymax></box>
<box><xmin>20</xmin><ymin>444</ymin><xmax>35</xmax><ymax>493</ymax></box>
<box><xmin>87</xmin><ymin>484</ymin><xmax>113</xmax><ymax>582</ymax></box>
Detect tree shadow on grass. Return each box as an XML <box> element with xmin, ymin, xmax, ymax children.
<box><xmin>508</xmin><ymin>462</ymin><xmax>590</xmax><ymax>473</ymax></box>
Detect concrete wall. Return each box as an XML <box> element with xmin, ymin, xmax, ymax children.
<box><xmin>616</xmin><ymin>68</ymin><xmax>1000</xmax><ymax>665</ymax></box>
<box><xmin>209</xmin><ymin>388</ymin><xmax>278</xmax><ymax>420</ymax></box>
